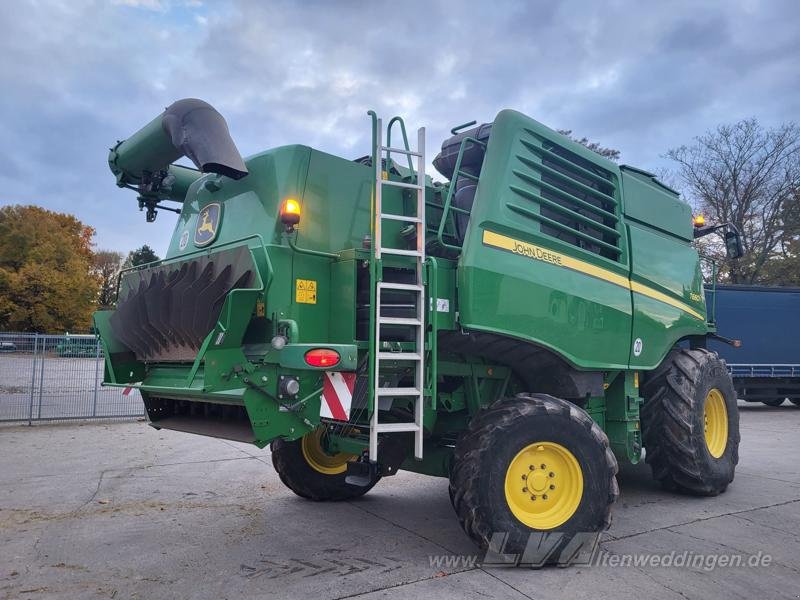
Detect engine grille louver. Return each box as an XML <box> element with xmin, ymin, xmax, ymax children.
<box><xmin>509</xmin><ymin>128</ymin><xmax>621</xmax><ymax>262</ymax></box>
<box><xmin>110</xmin><ymin>246</ymin><xmax>254</xmax><ymax>361</ymax></box>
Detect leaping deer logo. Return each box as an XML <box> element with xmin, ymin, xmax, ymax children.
<box><xmin>198</xmin><ymin>211</ymin><xmax>215</xmax><ymax>234</ymax></box>
<box><xmin>195</xmin><ymin>203</ymin><xmax>221</xmax><ymax>247</ymax></box>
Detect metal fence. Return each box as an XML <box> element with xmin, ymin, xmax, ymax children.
<box><xmin>0</xmin><ymin>332</ymin><xmax>144</xmax><ymax>423</ymax></box>
<box><xmin>728</xmin><ymin>364</ymin><xmax>800</xmax><ymax>378</ymax></box>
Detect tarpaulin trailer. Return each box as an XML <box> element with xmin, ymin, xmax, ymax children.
<box><xmin>706</xmin><ymin>284</ymin><xmax>800</xmax><ymax>406</ymax></box>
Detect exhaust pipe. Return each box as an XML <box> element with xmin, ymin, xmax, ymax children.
<box><xmin>109</xmin><ymin>98</ymin><xmax>249</xmax><ymax>195</ymax></box>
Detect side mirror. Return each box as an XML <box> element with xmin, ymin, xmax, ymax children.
<box><xmin>724</xmin><ymin>229</ymin><xmax>744</xmax><ymax>259</ymax></box>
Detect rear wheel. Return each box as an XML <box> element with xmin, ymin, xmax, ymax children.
<box><xmin>761</xmin><ymin>398</ymin><xmax>785</xmax><ymax>407</ymax></box>
<box><xmin>271</xmin><ymin>427</ymin><xmax>379</xmax><ymax>501</ymax></box>
<box><xmin>449</xmin><ymin>394</ymin><xmax>618</xmax><ymax>565</ymax></box>
<box><xmin>641</xmin><ymin>348</ymin><xmax>739</xmax><ymax>496</ymax></box>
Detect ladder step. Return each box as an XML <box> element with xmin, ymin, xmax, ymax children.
<box><xmin>378</xmin><ymin>316</ymin><xmax>421</xmax><ymax>326</ymax></box>
<box><xmin>377</xmin><ymin>352</ymin><xmax>422</xmax><ymax>361</ymax></box>
<box><xmin>380</xmin><ymin>248</ymin><xmax>423</xmax><ymax>257</ymax></box>
<box><xmin>376</xmin><ymin>387</ymin><xmax>421</xmax><ymax>396</ymax></box>
<box><xmin>381</xmin><ymin>180</ymin><xmax>423</xmax><ymax>190</ymax></box>
<box><xmin>380</xmin><ymin>146</ymin><xmax>422</xmax><ymax>158</ymax></box>
<box><xmin>380</xmin><ymin>213</ymin><xmax>422</xmax><ymax>223</ymax></box>
<box><xmin>378</xmin><ymin>282</ymin><xmax>423</xmax><ymax>292</ymax></box>
<box><xmin>374</xmin><ymin>423</ymin><xmax>421</xmax><ymax>433</ymax></box>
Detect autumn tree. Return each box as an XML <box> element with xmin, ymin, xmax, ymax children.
<box><xmin>93</xmin><ymin>250</ymin><xmax>124</xmax><ymax>309</ymax></box>
<box><xmin>667</xmin><ymin>118</ymin><xmax>800</xmax><ymax>284</ymax></box>
<box><xmin>123</xmin><ymin>244</ymin><xmax>160</xmax><ymax>268</ymax></box>
<box><xmin>0</xmin><ymin>205</ymin><xmax>100</xmax><ymax>332</ymax></box>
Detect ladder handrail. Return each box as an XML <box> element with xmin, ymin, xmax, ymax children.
<box><xmin>366</xmin><ymin>114</ymin><xmax>381</xmax><ymax>420</ymax></box>
<box><xmin>425</xmin><ymin>257</ymin><xmax>439</xmax><ymax>411</ymax></box>
<box><xmin>386</xmin><ymin>116</ymin><xmax>416</xmax><ymax>178</ymax></box>
<box><xmin>436</xmin><ymin>136</ymin><xmax>487</xmax><ymax>252</ymax></box>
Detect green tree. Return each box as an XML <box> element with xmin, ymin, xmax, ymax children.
<box><xmin>124</xmin><ymin>244</ymin><xmax>160</xmax><ymax>268</ymax></box>
<box><xmin>0</xmin><ymin>205</ymin><xmax>99</xmax><ymax>332</ymax></box>
<box><xmin>93</xmin><ymin>250</ymin><xmax>124</xmax><ymax>309</ymax></box>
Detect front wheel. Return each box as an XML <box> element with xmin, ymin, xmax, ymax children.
<box><xmin>449</xmin><ymin>394</ymin><xmax>618</xmax><ymax>565</ymax></box>
<box><xmin>641</xmin><ymin>348</ymin><xmax>739</xmax><ymax>496</ymax></box>
<box><xmin>271</xmin><ymin>427</ymin><xmax>380</xmax><ymax>501</ymax></box>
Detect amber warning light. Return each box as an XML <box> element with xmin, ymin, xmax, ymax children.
<box><xmin>693</xmin><ymin>214</ymin><xmax>706</xmax><ymax>228</ymax></box>
<box><xmin>280</xmin><ymin>198</ymin><xmax>301</xmax><ymax>231</ymax></box>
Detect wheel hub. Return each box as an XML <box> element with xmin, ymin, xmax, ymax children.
<box><xmin>529</xmin><ymin>471</ymin><xmax>548</xmax><ymax>493</ymax></box>
<box><xmin>703</xmin><ymin>388</ymin><xmax>728</xmax><ymax>459</ymax></box>
<box><xmin>301</xmin><ymin>429</ymin><xmax>357</xmax><ymax>475</ymax></box>
<box><xmin>504</xmin><ymin>441</ymin><xmax>583</xmax><ymax>530</ymax></box>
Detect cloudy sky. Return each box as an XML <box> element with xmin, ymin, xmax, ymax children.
<box><xmin>1</xmin><ymin>0</ymin><xmax>798</xmax><ymax>255</ymax></box>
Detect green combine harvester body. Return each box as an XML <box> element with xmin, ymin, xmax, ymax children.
<box><xmin>95</xmin><ymin>99</ymin><xmax>741</xmax><ymax>561</ymax></box>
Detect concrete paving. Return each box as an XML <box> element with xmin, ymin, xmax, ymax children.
<box><xmin>1</xmin><ymin>402</ymin><xmax>799</xmax><ymax>599</ymax></box>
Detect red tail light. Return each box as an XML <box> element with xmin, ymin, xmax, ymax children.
<box><xmin>304</xmin><ymin>348</ymin><xmax>340</xmax><ymax>368</ymax></box>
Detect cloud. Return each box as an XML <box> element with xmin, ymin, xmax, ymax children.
<box><xmin>111</xmin><ymin>0</ymin><xmax>165</xmax><ymax>10</ymax></box>
<box><xmin>1</xmin><ymin>0</ymin><xmax>798</xmax><ymax>254</ymax></box>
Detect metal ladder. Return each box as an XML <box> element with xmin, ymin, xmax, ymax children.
<box><xmin>368</xmin><ymin>114</ymin><xmax>426</xmax><ymax>462</ymax></box>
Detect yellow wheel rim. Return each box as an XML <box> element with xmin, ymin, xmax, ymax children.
<box><xmin>504</xmin><ymin>441</ymin><xmax>583</xmax><ymax>530</ymax></box>
<box><xmin>300</xmin><ymin>428</ymin><xmax>357</xmax><ymax>475</ymax></box>
<box><xmin>704</xmin><ymin>388</ymin><xmax>728</xmax><ymax>458</ymax></box>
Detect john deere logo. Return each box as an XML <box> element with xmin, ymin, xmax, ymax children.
<box><xmin>195</xmin><ymin>203</ymin><xmax>221</xmax><ymax>247</ymax></box>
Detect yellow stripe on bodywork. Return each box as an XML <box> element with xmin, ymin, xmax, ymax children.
<box><xmin>629</xmin><ymin>281</ymin><xmax>704</xmax><ymax>321</ymax></box>
<box><xmin>481</xmin><ymin>230</ymin><xmax>704</xmax><ymax>321</ymax></box>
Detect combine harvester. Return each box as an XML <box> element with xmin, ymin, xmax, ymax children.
<box><xmin>96</xmin><ymin>99</ymin><xmax>744</xmax><ymax>563</ymax></box>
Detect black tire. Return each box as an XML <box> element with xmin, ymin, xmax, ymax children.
<box><xmin>449</xmin><ymin>393</ymin><xmax>618</xmax><ymax>565</ymax></box>
<box><xmin>641</xmin><ymin>348</ymin><xmax>739</xmax><ymax>496</ymax></box>
<box><xmin>271</xmin><ymin>428</ymin><xmax>379</xmax><ymax>501</ymax></box>
<box><xmin>761</xmin><ymin>398</ymin><xmax>785</xmax><ymax>407</ymax></box>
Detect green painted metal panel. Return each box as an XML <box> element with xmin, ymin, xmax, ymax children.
<box><xmin>329</xmin><ymin>259</ymin><xmax>357</xmax><ymax>344</ymax></box>
<box><xmin>458</xmin><ymin>109</ymin><xmax>633</xmax><ymax>369</ymax></box>
<box><xmin>620</xmin><ymin>166</ymin><xmax>693</xmax><ymax>241</ymax></box>
<box><xmin>166</xmin><ymin>145</ymin><xmax>311</xmax><ymax>258</ymax></box>
<box><xmin>92</xmin><ymin>310</ymin><xmax>144</xmax><ymax>385</ymax></box>
<box><xmin>296</xmin><ymin>149</ymin><xmax>372</xmax><ymax>254</ymax></box>
<box><xmin>627</xmin><ymin>222</ymin><xmax>707</xmax><ymax>369</ymax></box>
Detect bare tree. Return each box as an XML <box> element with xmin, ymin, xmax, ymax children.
<box><xmin>557</xmin><ymin>130</ymin><xmax>621</xmax><ymax>161</ymax></box>
<box><xmin>759</xmin><ymin>187</ymin><xmax>800</xmax><ymax>285</ymax></box>
<box><xmin>667</xmin><ymin>118</ymin><xmax>800</xmax><ymax>284</ymax></box>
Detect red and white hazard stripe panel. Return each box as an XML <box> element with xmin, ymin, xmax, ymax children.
<box><xmin>320</xmin><ymin>371</ymin><xmax>356</xmax><ymax>421</ymax></box>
